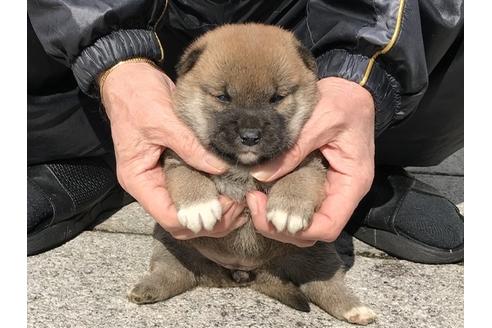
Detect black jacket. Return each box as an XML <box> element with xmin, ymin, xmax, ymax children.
<box><xmin>28</xmin><ymin>0</ymin><xmax>464</xmax><ymax>136</ymax></box>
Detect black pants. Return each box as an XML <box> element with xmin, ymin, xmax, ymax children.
<box><xmin>27</xmin><ymin>19</ymin><xmax>463</xmax><ymax>167</ymax></box>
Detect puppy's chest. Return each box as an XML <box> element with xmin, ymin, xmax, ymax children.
<box><xmin>211</xmin><ymin>168</ymin><xmax>269</xmax><ymax>202</ymax></box>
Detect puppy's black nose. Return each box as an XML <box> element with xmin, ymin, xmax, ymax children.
<box><xmin>239</xmin><ymin>128</ymin><xmax>262</xmax><ymax>146</ymax></box>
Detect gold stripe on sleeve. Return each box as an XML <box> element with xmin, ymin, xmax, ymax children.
<box><xmin>359</xmin><ymin>0</ymin><xmax>406</xmax><ymax>86</ymax></box>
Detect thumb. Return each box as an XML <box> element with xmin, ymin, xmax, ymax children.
<box><xmin>251</xmin><ymin>140</ymin><xmax>313</xmax><ymax>182</ymax></box>
<box><xmin>167</xmin><ymin>125</ymin><xmax>228</xmax><ymax>175</ymax></box>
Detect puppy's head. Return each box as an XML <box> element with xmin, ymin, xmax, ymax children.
<box><xmin>174</xmin><ymin>24</ymin><xmax>318</xmax><ymax>166</ymax></box>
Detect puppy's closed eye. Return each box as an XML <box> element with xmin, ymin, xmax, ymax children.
<box><xmin>214</xmin><ymin>93</ymin><xmax>231</xmax><ymax>103</ymax></box>
<box><xmin>269</xmin><ymin>93</ymin><xmax>286</xmax><ymax>104</ymax></box>
<box><xmin>270</xmin><ymin>85</ymin><xmax>299</xmax><ymax>104</ymax></box>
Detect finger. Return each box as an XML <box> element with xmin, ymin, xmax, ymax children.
<box><xmin>222</xmin><ymin>199</ymin><xmax>247</xmax><ymax>223</ymax></box>
<box><xmin>166</xmin><ymin>121</ymin><xmax>228</xmax><ymax>175</ymax></box>
<box><xmin>122</xmin><ymin>166</ymin><xmax>183</xmax><ymax>234</ymax></box>
<box><xmin>172</xmin><ymin>201</ymin><xmax>247</xmax><ymax>239</ymax></box>
<box><xmin>293</xmin><ymin>146</ymin><xmax>374</xmax><ymax>242</ymax></box>
<box><xmin>246</xmin><ymin>190</ymin><xmax>268</xmax><ymax>219</ymax></box>
<box><xmin>218</xmin><ymin>195</ymin><xmax>236</xmax><ymax>215</ymax></box>
<box><xmin>174</xmin><ymin>196</ymin><xmax>246</xmax><ymax>239</ymax></box>
<box><xmin>204</xmin><ymin>195</ymin><xmax>245</xmax><ymax>233</ymax></box>
<box><xmin>246</xmin><ymin>191</ymin><xmax>316</xmax><ymax>247</ymax></box>
<box><xmin>205</xmin><ymin>199</ymin><xmax>247</xmax><ymax>237</ymax></box>
<box><xmin>291</xmin><ymin>187</ymin><xmax>365</xmax><ymax>243</ymax></box>
<box><xmin>285</xmin><ymin>212</ymin><xmax>340</xmax><ymax>243</ymax></box>
<box><xmin>251</xmin><ymin>142</ymin><xmax>312</xmax><ymax>182</ymax></box>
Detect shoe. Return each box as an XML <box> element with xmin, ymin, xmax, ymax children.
<box><xmin>345</xmin><ymin>166</ymin><xmax>463</xmax><ymax>264</ymax></box>
<box><xmin>27</xmin><ymin>156</ymin><xmax>134</xmax><ymax>256</ymax></box>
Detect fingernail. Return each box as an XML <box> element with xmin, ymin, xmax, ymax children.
<box><xmin>204</xmin><ymin>154</ymin><xmax>228</xmax><ymax>173</ymax></box>
<box><xmin>247</xmin><ymin>193</ymin><xmax>258</xmax><ymax>216</ymax></box>
<box><xmin>251</xmin><ymin>169</ymin><xmax>275</xmax><ymax>181</ymax></box>
<box><xmin>222</xmin><ymin>199</ymin><xmax>234</xmax><ymax>212</ymax></box>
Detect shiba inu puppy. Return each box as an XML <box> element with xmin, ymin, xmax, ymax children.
<box><xmin>129</xmin><ymin>24</ymin><xmax>376</xmax><ymax>325</ymax></box>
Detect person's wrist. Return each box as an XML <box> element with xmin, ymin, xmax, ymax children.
<box><xmin>100</xmin><ymin>60</ymin><xmax>171</xmax><ymax>120</ymax></box>
<box><xmin>98</xmin><ymin>57</ymin><xmax>157</xmax><ymax>95</ymax></box>
<box><xmin>318</xmin><ymin>77</ymin><xmax>375</xmax><ymax>116</ymax></box>
<box><xmin>99</xmin><ymin>60</ymin><xmax>159</xmax><ymax>106</ymax></box>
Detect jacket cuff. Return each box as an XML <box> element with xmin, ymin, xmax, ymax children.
<box><xmin>316</xmin><ymin>49</ymin><xmax>401</xmax><ymax>136</ymax></box>
<box><xmin>72</xmin><ymin>29</ymin><xmax>163</xmax><ymax>98</ymax></box>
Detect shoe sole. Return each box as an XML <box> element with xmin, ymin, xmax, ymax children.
<box><xmin>27</xmin><ymin>187</ymin><xmax>133</xmax><ymax>256</ymax></box>
<box><xmin>353</xmin><ymin>226</ymin><xmax>464</xmax><ymax>264</ymax></box>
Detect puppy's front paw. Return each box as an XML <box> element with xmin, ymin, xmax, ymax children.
<box><xmin>177</xmin><ymin>199</ymin><xmax>222</xmax><ymax>233</ymax></box>
<box><xmin>266</xmin><ymin>196</ymin><xmax>315</xmax><ymax>234</ymax></box>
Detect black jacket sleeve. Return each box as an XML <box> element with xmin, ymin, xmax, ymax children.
<box><xmin>303</xmin><ymin>0</ymin><xmax>463</xmax><ymax>136</ymax></box>
<box><xmin>28</xmin><ymin>0</ymin><xmax>168</xmax><ymax>96</ymax></box>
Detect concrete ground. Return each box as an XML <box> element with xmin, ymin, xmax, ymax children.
<box><xmin>27</xmin><ymin>149</ymin><xmax>464</xmax><ymax>328</ymax></box>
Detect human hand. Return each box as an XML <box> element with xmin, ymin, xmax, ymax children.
<box><xmin>101</xmin><ymin>61</ymin><xmax>247</xmax><ymax>239</ymax></box>
<box><xmin>247</xmin><ymin>77</ymin><xmax>375</xmax><ymax>247</ymax></box>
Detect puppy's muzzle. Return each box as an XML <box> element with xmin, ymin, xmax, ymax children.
<box><xmin>239</xmin><ymin>128</ymin><xmax>262</xmax><ymax>146</ymax></box>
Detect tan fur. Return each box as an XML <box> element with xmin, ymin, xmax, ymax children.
<box><xmin>164</xmin><ymin>151</ymin><xmax>218</xmax><ymax>207</ymax></box>
<box><xmin>129</xmin><ymin>24</ymin><xmax>376</xmax><ymax>325</ymax></box>
<box><xmin>174</xmin><ymin>24</ymin><xmax>318</xmax><ymax>149</ymax></box>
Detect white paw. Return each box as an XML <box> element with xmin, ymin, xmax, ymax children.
<box><xmin>177</xmin><ymin>199</ymin><xmax>222</xmax><ymax>233</ymax></box>
<box><xmin>266</xmin><ymin>209</ymin><xmax>310</xmax><ymax>234</ymax></box>
<box><xmin>343</xmin><ymin>306</ymin><xmax>376</xmax><ymax>325</ymax></box>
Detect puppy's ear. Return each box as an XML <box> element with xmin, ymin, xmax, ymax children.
<box><xmin>176</xmin><ymin>46</ymin><xmax>205</xmax><ymax>77</ymax></box>
<box><xmin>296</xmin><ymin>45</ymin><xmax>317</xmax><ymax>74</ymax></box>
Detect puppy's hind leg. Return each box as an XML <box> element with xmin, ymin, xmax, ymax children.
<box><xmin>300</xmin><ymin>270</ymin><xmax>376</xmax><ymax>325</ymax></box>
<box><xmin>251</xmin><ymin>271</ymin><xmax>310</xmax><ymax>312</ymax></box>
<box><xmin>128</xmin><ymin>239</ymin><xmax>197</xmax><ymax>305</ymax></box>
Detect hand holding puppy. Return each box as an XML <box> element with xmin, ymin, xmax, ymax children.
<box><xmin>248</xmin><ymin>77</ymin><xmax>375</xmax><ymax>247</ymax></box>
<box><xmin>101</xmin><ymin>62</ymin><xmax>247</xmax><ymax>239</ymax></box>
